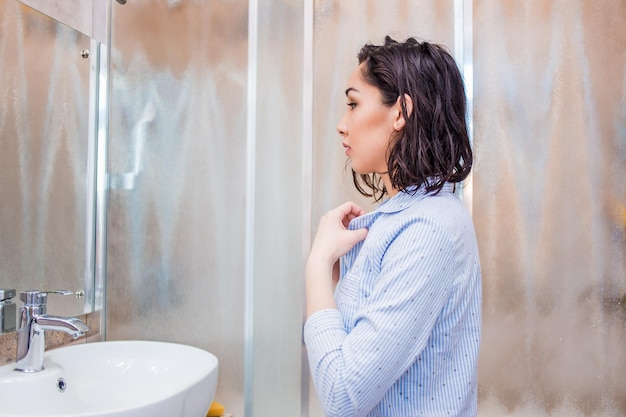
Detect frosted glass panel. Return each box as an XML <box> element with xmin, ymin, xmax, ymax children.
<box><xmin>107</xmin><ymin>0</ymin><xmax>311</xmax><ymax>414</ymax></box>
<box><xmin>473</xmin><ymin>1</ymin><xmax>626</xmax><ymax>415</ymax></box>
<box><xmin>106</xmin><ymin>1</ymin><xmax>248</xmax><ymax>415</ymax></box>
<box><xmin>0</xmin><ymin>0</ymin><xmax>92</xmax><ymax>317</ymax></box>
<box><xmin>251</xmin><ymin>1</ymin><xmax>306</xmax><ymax>416</ymax></box>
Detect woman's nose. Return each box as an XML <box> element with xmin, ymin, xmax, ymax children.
<box><xmin>336</xmin><ymin>117</ymin><xmax>347</xmax><ymax>136</ymax></box>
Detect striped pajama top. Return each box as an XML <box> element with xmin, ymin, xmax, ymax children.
<box><xmin>304</xmin><ymin>183</ymin><xmax>482</xmax><ymax>417</ymax></box>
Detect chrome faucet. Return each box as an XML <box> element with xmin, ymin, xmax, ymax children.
<box><xmin>15</xmin><ymin>290</ymin><xmax>89</xmax><ymax>373</ymax></box>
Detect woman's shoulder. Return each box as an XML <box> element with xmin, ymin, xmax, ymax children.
<box><xmin>376</xmin><ymin>189</ymin><xmax>473</xmax><ymax>241</ymax></box>
<box><xmin>400</xmin><ymin>186</ymin><xmax>469</xmax><ymax>219</ymax></box>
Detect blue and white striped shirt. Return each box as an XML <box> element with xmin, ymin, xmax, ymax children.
<box><xmin>304</xmin><ymin>183</ymin><xmax>482</xmax><ymax>417</ymax></box>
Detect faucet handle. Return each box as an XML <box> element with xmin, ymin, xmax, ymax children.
<box><xmin>19</xmin><ymin>290</ymin><xmax>74</xmax><ymax>306</ymax></box>
<box><xmin>0</xmin><ymin>289</ymin><xmax>16</xmax><ymax>301</ymax></box>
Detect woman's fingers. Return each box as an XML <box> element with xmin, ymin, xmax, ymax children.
<box><xmin>333</xmin><ymin>201</ymin><xmax>366</xmax><ymax>225</ymax></box>
<box><xmin>310</xmin><ymin>202</ymin><xmax>368</xmax><ymax>263</ymax></box>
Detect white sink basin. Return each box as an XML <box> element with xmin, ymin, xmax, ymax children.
<box><xmin>0</xmin><ymin>340</ymin><xmax>219</xmax><ymax>417</ymax></box>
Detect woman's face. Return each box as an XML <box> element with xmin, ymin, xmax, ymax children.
<box><xmin>336</xmin><ymin>64</ymin><xmax>398</xmax><ymax>176</ymax></box>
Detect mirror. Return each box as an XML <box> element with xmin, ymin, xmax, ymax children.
<box><xmin>0</xmin><ymin>0</ymin><xmax>108</xmax><ymax>318</ymax></box>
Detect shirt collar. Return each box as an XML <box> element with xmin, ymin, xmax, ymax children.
<box><xmin>377</xmin><ymin>182</ymin><xmax>454</xmax><ymax>214</ymax></box>
<box><xmin>348</xmin><ymin>182</ymin><xmax>455</xmax><ymax>230</ymax></box>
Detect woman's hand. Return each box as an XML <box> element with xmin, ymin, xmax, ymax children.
<box><xmin>305</xmin><ymin>202</ymin><xmax>368</xmax><ymax>318</ymax></box>
<box><xmin>309</xmin><ymin>202</ymin><xmax>368</xmax><ymax>266</ymax></box>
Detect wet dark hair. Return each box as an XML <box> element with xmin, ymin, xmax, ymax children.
<box><xmin>352</xmin><ymin>36</ymin><xmax>472</xmax><ymax>201</ymax></box>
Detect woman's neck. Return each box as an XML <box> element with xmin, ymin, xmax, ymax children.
<box><xmin>382</xmin><ymin>174</ymin><xmax>398</xmax><ymax>198</ymax></box>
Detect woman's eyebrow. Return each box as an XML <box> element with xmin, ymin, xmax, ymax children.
<box><xmin>345</xmin><ymin>87</ymin><xmax>359</xmax><ymax>96</ymax></box>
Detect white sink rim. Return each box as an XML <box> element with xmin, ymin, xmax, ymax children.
<box><xmin>0</xmin><ymin>340</ymin><xmax>219</xmax><ymax>417</ymax></box>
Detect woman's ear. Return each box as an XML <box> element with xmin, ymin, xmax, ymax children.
<box><xmin>393</xmin><ymin>94</ymin><xmax>413</xmax><ymax>131</ymax></box>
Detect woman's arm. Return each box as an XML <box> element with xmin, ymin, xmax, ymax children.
<box><xmin>305</xmin><ymin>202</ymin><xmax>368</xmax><ymax>318</ymax></box>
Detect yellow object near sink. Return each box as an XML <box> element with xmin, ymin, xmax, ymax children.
<box><xmin>207</xmin><ymin>401</ymin><xmax>225</xmax><ymax>416</ymax></box>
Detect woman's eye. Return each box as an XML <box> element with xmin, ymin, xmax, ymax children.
<box><xmin>347</xmin><ymin>102</ymin><xmax>356</xmax><ymax>109</ymax></box>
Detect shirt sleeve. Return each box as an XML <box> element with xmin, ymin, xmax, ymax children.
<box><xmin>303</xmin><ymin>214</ymin><xmax>457</xmax><ymax>417</ymax></box>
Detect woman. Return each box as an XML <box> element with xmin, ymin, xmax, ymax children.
<box><xmin>304</xmin><ymin>36</ymin><xmax>482</xmax><ymax>417</ymax></box>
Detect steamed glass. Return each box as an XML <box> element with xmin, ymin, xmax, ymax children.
<box><xmin>0</xmin><ymin>0</ymin><xmax>92</xmax><ymax>317</ymax></box>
